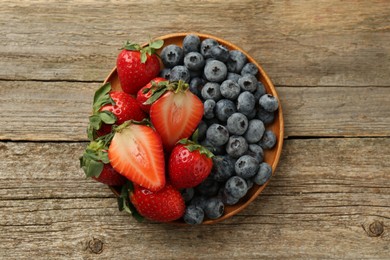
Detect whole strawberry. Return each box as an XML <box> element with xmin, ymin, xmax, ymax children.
<box><xmin>117</xmin><ymin>39</ymin><xmax>164</xmax><ymax>95</ymax></box>
<box><xmin>169</xmin><ymin>139</ymin><xmax>214</xmax><ymax>189</ymax></box>
<box><xmin>130</xmin><ymin>183</ymin><xmax>185</xmax><ymax>222</ymax></box>
<box><xmin>136</xmin><ymin>77</ymin><xmax>168</xmax><ymax>113</ymax></box>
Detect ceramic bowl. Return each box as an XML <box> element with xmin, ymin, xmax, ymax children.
<box><xmin>104</xmin><ymin>32</ymin><xmax>284</xmax><ymax>224</ymax></box>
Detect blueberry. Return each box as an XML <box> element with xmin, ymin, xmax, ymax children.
<box><xmin>189</xmin><ymin>195</ymin><xmax>208</xmax><ymax>210</ymax></box>
<box><xmin>253</xmin><ymin>162</ymin><xmax>272</xmax><ymax>185</ymax></box>
<box><xmin>181</xmin><ymin>188</ymin><xmax>195</xmax><ymax>203</ymax></box>
<box><xmin>160</xmin><ymin>44</ymin><xmax>184</xmax><ymax>68</ymax></box>
<box><xmin>257</xmin><ymin>108</ymin><xmax>275</xmax><ymax>125</ymax></box>
<box><xmin>184</xmin><ymin>205</ymin><xmax>204</xmax><ymax>224</ymax></box>
<box><xmin>159</xmin><ymin>68</ymin><xmax>171</xmax><ymax>79</ymax></box>
<box><xmin>238</xmin><ymin>74</ymin><xmax>258</xmax><ymax>92</ymax></box>
<box><xmin>169</xmin><ymin>65</ymin><xmax>190</xmax><ymax>83</ymax></box>
<box><xmin>235</xmin><ymin>155</ymin><xmax>260</xmax><ymax>179</ymax></box>
<box><xmin>246</xmin><ymin>144</ymin><xmax>264</xmax><ymax>163</ymax></box>
<box><xmin>196</xmin><ymin>176</ymin><xmax>220</xmax><ymax>197</ymax></box>
<box><xmin>246</xmin><ymin>178</ymin><xmax>254</xmax><ymax>190</ymax></box>
<box><xmin>210</xmin><ymin>45</ymin><xmax>230</xmax><ymax>62</ymax></box>
<box><xmin>226</xmin><ymin>72</ymin><xmax>241</xmax><ymax>83</ymax></box>
<box><xmin>204</xmin><ymin>197</ymin><xmax>224</xmax><ymax>219</ymax></box>
<box><xmin>204</xmin><ymin>60</ymin><xmax>227</xmax><ymax>83</ymax></box>
<box><xmin>201</xmin><ymin>82</ymin><xmax>221</xmax><ymax>101</ymax></box>
<box><xmin>226</xmin><ymin>112</ymin><xmax>248</xmax><ymax>135</ymax></box>
<box><xmin>226</xmin><ymin>135</ymin><xmax>248</xmax><ymax>158</ymax></box>
<box><xmin>259</xmin><ymin>94</ymin><xmax>279</xmax><ymax>112</ymax></box>
<box><xmin>241</xmin><ymin>62</ymin><xmax>259</xmax><ymax>76</ymax></box>
<box><xmin>220</xmin><ymin>80</ymin><xmax>241</xmax><ymax>100</ymax></box>
<box><xmin>189</xmin><ymin>69</ymin><xmax>202</xmax><ymax>79</ymax></box>
<box><xmin>245</xmin><ymin>108</ymin><xmax>257</xmax><ymax>120</ymax></box>
<box><xmin>184</xmin><ymin>52</ymin><xmax>205</xmax><ymax>71</ymax></box>
<box><xmin>203</xmin><ymin>99</ymin><xmax>216</xmax><ymax>119</ymax></box>
<box><xmin>225</xmin><ymin>176</ymin><xmax>248</xmax><ymax>199</ymax></box>
<box><xmin>200</xmin><ymin>38</ymin><xmax>219</xmax><ymax>58</ymax></box>
<box><xmin>215</xmin><ymin>99</ymin><xmax>237</xmax><ymax>121</ymax></box>
<box><xmin>221</xmin><ymin>189</ymin><xmax>241</xmax><ymax>205</ymax></box>
<box><xmin>206</xmin><ymin>124</ymin><xmax>229</xmax><ymax>146</ymax></box>
<box><xmin>197</xmin><ymin>120</ymin><xmax>208</xmax><ymax>141</ymax></box>
<box><xmin>254</xmin><ymin>82</ymin><xmax>267</xmax><ymax>101</ymax></box>
<box><xmin>227</xmin><ymin>50</ymin><xmax>247</xmax><ymax>73</ymax></box>
<box><xmin>189</xmin><ymin>77</ymin><xmax>205</xmax><ymax>97</ymax></box>
<box><xmin>244</xmin><ymin>119</ymin><xmax>265</xmax><ymax>143</ymax></box>
<box><xmin>259</xmin><ymin>130</ymin><xmax>277</xmax><ymax>150</ymax></box>
<box><xmin>237</xmin><ymin>91</ymin><xmax>256</xmax><ymax>114</ymax></box>
<box><xmin>211</xmin><ymin>155</ymin><xmax>236</xmax><ymax>182</ymax></box>
<box><xmin>200</xmin><ymin>139</ymin><xmax>224</xmax><ymax>155</ymax></box>
<box><xmin>183</xmin><ymin>34</ymin><xmax>201</xmax><ymax>54</ymax></box>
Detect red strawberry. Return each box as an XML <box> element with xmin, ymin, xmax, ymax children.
<box><xmin>148</xmin><ymin>80</ymin><xmax>204</xmax><ymax>152</ymax></box>
<box><xmin>136</xmin><ymin>77</ymin><xmax>168</xmax><ymax>113</ymax></box>
<box><xmin>117</xmin><ymin>39</ymin><xmax>164</xmax><ymax>95</ymax></box>
<box><xmin>79</xmin><ymin>140</ymin><xmax>126</xmax><ymax>186</ymax></box>
<box><xmin>130</xmin><ymin>183</ymin><xmax>185</xmax><ymax>222</ymax></box>
<box><xmin>108</xmin><ymin>120</ymin><xmax>166</xmax><ymax>192</ymax></box>
<box><xmin>169</xmin><ymin>139</ymin><xmax>214</xmax><ymax>189</ymax></box>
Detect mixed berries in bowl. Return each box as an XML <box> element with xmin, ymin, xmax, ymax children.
<box><xmin>80</xmin><ymin>33</ymin><xmax>284</xmax><ymax>224</ymax></box>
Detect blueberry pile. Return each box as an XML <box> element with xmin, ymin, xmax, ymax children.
<box><xmin>159</xmin><ymin>34</ymin><xmax>279</xmax><ymax>224</ymax></box>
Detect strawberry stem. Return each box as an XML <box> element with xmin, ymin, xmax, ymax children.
<box><xmin>177</xmin><ymin>138</ymin><xmax>214</xmax><ymax>158</ymax></box>
<box><xmin>114</xmin><ymin>118</ymin><xmax>152</xmax><ymax>133</ymax></box>
<box><xmin>122</xmin><ymin>39</ymin><xmax>164</xmax><ymax>63</ymax></box>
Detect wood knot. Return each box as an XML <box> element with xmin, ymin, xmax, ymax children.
<box><xmin>365</xmin><ymin>220</ymin><xmax>384</xmax><ymax>237</ymax></box>
<box><xmin>88</xmin><ymin>238</ymin><xmax>104</xmax><ymax>254</ymax></box>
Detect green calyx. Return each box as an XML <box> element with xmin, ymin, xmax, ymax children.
<box><xmin>87</xmin><ymin>82</ymin><xmax>117</xmax><ymax>140</ymax></box>
<box><xmin>178</xmin><ymin>138</ymin><xmax>214</xmax><ymax>158</ymax></box>
<box><xmin>117</xmin><ymin>181</ymin><xmax>144</xmax><ymax>222</ymax></box>
<box><xmin>113</xmin><ymin>118</ymin><xmax>152</xmax><ymax>133</ymax></box>
<box><xmin>79</xmin><ymin>139</ymin><xmax>111</xmax><ymax>178</ymax></box>
<box><xmin>122</xmin><ymin>38</ymin><xmax>164</xmax><ymax>63</ymax></box>
<box><xmin>144</xmin><ymin>80</ymin><xmax>189</xmax><ymax>105</ymax></box>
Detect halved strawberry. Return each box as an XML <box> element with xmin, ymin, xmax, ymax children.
<box><xmin>136</xmin><ymin>77</ymin><xmax>168</xmax><ymax>113</ymax></box>
<box><xmin>108</xmin><ymin>120</ymin><xmax>166</xmax><ymax>192</ymax></box>
<box><xmin>148</xmin><ymin>80</ymin><xmax>204</xmax><ymax>152</ymax></box>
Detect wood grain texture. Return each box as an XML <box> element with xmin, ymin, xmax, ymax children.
<box><xmin>0</xmin><ymin>0</ymin><xmax>389</xmax><ymax>86</ymax></box>
<box><xmin>0</xmin><ymin>138</ymin><xmax>389</xmax><ymax>259</ymax></box>
<box><xmin>1</xmin><ymin>81</ymin><xmax>389</xmax><ymax>141</ymax></box>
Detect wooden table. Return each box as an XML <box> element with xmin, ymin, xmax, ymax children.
<box><xmin>1</xmin><ymin>1</ymin><xmax>389</xmax><ymax>259</ymax></box>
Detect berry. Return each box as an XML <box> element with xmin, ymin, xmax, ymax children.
<box><xmin>244</xmin><ymin>119</ymin><xmax>265</xmax><ymax>143</ymax></box>
<box><xmin>108</xmin><ymin>121</ymin><xmax>166</xmax><ymax>192</ymax></box>
<box><xmin>237</xmin><ymin>91</ymin><xmax>256</xmax><ymax>114</ymax></box>
<box><xmin>259</xmin><ymin>130</ymin><xmax>277</xmax><ymax>150</ymax></box>
<box><xmin>169</xmin><ymin>65</ymin><xmax>191</xmax><ymax>83</ymax></box>
<box><xmin>203</xmin><ymin>99</ymin><xmax>216</xmax><ymax>119</ymax></box>
<box><xmin>159</xmin><ymin>68</ymin><xmax>171</xmax><ymax>79</ymax></box>
<box><xmin>136</xmin><ymin>77</ymin><xmax>167</xmax><ymax>113</ymax></box>
<box><xmin>181</xmin><ymin>188</ymin><xmax>195</xmax><ymax>203</ymax></box>
<box><xmin>225</xmin><ymin>176</ymin><xmax>248</xmax><ymax>199</ymax></box>
<box><xmin>226</xmin><ymin>135</ymin><xmax>248</xmax><ymax>158</ymax></box>
<box><xmin>169</xmin><ymin>142</ymin><xmax>213</xmax><ymax>189</ymax></box>
<box><xmin>184</xmin><ymin>205</ymin><xmax>204</xmax><ymax>224</ymax></box>
<box><xmin>254</xmin><ymin>82</ymin><xmax>267</xmax><ymax>100</ymax></box>
<box><xmin>257</xmin><ymin>108</ymin><xmax>275</xmax><ymax>125</ymax></box>
<box><xmin>241</xmin><ymin>62</ymin><xmax>259</xmax><ymax>76</ymax></box>
<box><xmin>210</xmin><ymin>45</ymin><xmax>230</xmax><ymax>62</ymax></box>
<box><xmin>206</xmin><ymin>123</ymin><xmax>229</xmax><ymax>147</ymax></box>
<box><xmin>116</xmin><ymin>40</ymin><xmax>163</xmax><ymax>95</ymax></box>
<box><xmin>204</xmin><ymin>197</ymin><xmax>225</xmax><ymax>219</ymax></box>
<box><xmin>201</xmin><ymin>82</ymin><xmax>222</xmax><ymax>101</ymax></box>
<box><xmin>200</xmin><ymin>139</ymin><xmax>224</xmax><ymax>155</ymax></box>
<box><xmin>200</xmin><ymin>38</ymin><xmax>219</xmax><ymax>58</ymax></box>
<box><xmin>221</xmin><ymin>189</ymin><xmax>240</xmax><ymax>205</ymax></box>
<box><xmin>226</xmin><ymin>72</ymin><xmax>241</xmax><ymax>83</ymax></box>
<box><xmin>189</xmin><ymin>77</ymin><xmax>205</xmax><ymax>97</ymax></box>
<box><xmin>204</xmin><ymin>60</ymin><xmax>228</xmax><ymax>83</ymax></box>
<box><xmin>215</xmin><ymin>99</ymin><xmax>237</xmax><ymax>122</ymax></box>
<box><xmin>246</xmin><ymin>144</ymin><xmax>264</xmax><ymax>163</ymax></box>
<box><xmin>220</xmin><ymin>79</ymin><xmax>241</xmax><ymax>100</ymax></box>
<box><xmin>238</xmin><ymin>74</ymin><xmax>258</xmax><ymax>92</ymax></box>
<box><xmin>184</xmin><ymin>52</ymin><xmax>205</xmax><ymax>71</ymax></box>
<box><xmin>130</xmin><ymin>184</ymin><xmax>185</xmax><ymax>222</ymax></box>
<box><xmin>189</xmin><ymin>195</ymin><xmax>208</xmax><ymax>210</ymax></box>
<box><xmin>226</xmin><ymin>112</ymin><xmax>249</xmax><ymax>135</ymax></box>
<box><xmin>92</xmin><ymin>163</ymin><xmax>127</xmax><ymax>186</ymax></box>
<box><xmin>197</xmin><ymin>120</ymin><xmax>208</xmax><ymax>141</ymax></box>
<box><xmin>211</xmin><ymin>155</ymin><xmax>235</xmax><ymax>182</ymax></box>
<box><xmin>195</xmin><ymin>176</ymin><xmax>220</xmax><ymax>197</ymax></box>
<box><xmin>235</xmin><ymin>155</ymin><xmax>260</xmax><ymax>179</ymax></box>
<box><xmin>253</xmin><ymin>162</ymin><xmax>272</xmax><ymax>185</ymax></box>
<box><xmin>160</xmin><ymin>44</ymin><xmax>184</xmax><ymax>68</ymax></box>
<box><xmin>259</xmin><ymin>94</ymin><xmax>279</xmax><ymax>112</ymax></box>
<box><xmin>226</xmin><ymin>50</ymin><xmax>247</xmax><ymax>73</ymax></box>
<box><xmin>183</xmin><ymin>34</ymin><xmax>201</xmax><ymax>54</ymax></box>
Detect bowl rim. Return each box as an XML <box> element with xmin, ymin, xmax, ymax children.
<box><xmin>105</xmin><ymin>32</ymin><xmax>284</xmax><ymax>225</ymax></box>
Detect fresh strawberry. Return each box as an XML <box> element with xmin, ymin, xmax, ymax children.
<box><xmin>117</xmin><ymin>39</ymin><xmax>164</xmax><ymax>95</ymax></box>
<box><xmin>169</xmin><ymin>139</ymin><xmax>214</xmax><ymax>189</ymax></box>
<box><xmin>130</xmin><ymin>183</ymin><xmax>185</xmax><ymax>222</ymax></box>
<box><xmin>148</xmin><ymin>80</ymin><xmax>204</xmax><ymax>152</ymax></box>
<box><xmin>87</xmin><ymin>83</ymin><xmax>146</xmax><ymax>140</ymax></box>
<box><xmin>136</xmin><ymin>77</ymin><xmax>168</xmax><ymax>113</ymax></box>
<box><xmin>108</xmin><ymin>120</ymin><xmax>166</xmax><ymax>192</ymax></box>
<box><xmin>79</xmin><ymin>140</ymin><xmax>126</xmax><ymax>186</ymax></box>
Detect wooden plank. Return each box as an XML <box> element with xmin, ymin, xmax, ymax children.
<box><xmin>1</xmin><ymin>81</ymin><xmax>389</xmax><ymax>141</ymax></box>
<box><xmin>0</xmin><ymin>0</ymin><xmax>389</xmax><ymax>86</ymax></box>
<box><xmin>0</xmin><ymin>138</ymin><xmax>388</xmax><ymax>259</ymax></box>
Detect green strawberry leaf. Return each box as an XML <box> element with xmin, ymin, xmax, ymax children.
<box><xmin>87</xmin><ymin>160</ymin><xmax>104</xmax><ymax>178</ymax></box>
<box><xmin>93</xmin><ymin>82</ymin><xmax>111</xmax><ymax>105</ymax></box>
<box><xmin>99</xmin><ymin>111</ymin><xmax>116</xmax><ymax>124</ymax></box>
<box><xmin>89</xmin><ymin>115</ymin><xmax>102</xmax><ymax>130</ymax></box>
<box><xmin>178</xmin><ymin>138</ymin><xmax>214</xmax><ymax>158</ymax></box>
<box><xmin>140</xmin><ymin>50</ymin><xmax>147</xmax><ymax>63</ymax></box>
<box><xmin>149</xmin><ymin>39</ymin><xmax>164</xmax><ymax>50</ymax></box>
